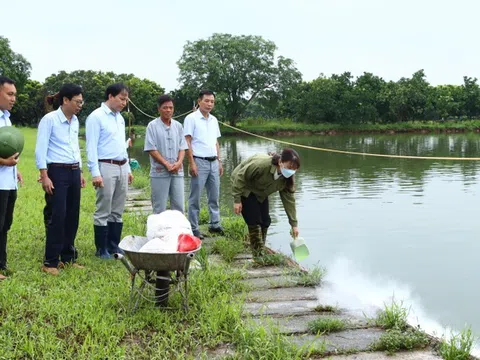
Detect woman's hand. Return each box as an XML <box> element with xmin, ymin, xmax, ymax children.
<box><xmin>233</xmin><ymin>203</ymin><xmax>242</xmax><ymax>215</ymax></box>
<box><xmin>291</xmin><ymin>226</ymin><xmax>299</xmax><ymax>238</ymax></box>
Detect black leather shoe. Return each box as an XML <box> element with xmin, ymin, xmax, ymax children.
<box><xmin>193</xmin><ymin>231</ymin><xmax>205</xmax><ymax>240</ymax></box>
<box><xmin>208</xmin><ymin>226</ymin><xmax>225</xmax><ymax>235</ymax></box>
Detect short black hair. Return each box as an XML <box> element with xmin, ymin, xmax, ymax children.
<box><xmin>104</xmin><ymin>83</ymin><xmax>129</xmax><ymax>100</ymax></box>
<box><xmin>198</xmin><ymin>89</ymin><xmax>215</xmax><ymax>100</ymax></box>
<box><xmin>157</xmin><ymin>94</ymin><xmax>174</xmax><ymax>107</ymax></box>
<box><xmin>0</xmin><ymin>76</ymin><xmax>15</xmax><ymax>87</ymax></box>
<box><xmin>59</xmin><ymin>83</ymin><xmax>83</xmax><ymax>105</ymax></box>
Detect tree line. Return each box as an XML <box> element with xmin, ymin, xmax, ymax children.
<box><xmin>2</xmin><ymin>34</ymin><xmax>480</xmax><ymax>127</ymax></box>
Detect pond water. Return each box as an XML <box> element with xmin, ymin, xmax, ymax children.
<box><xmin>130</xmin><ymin>132</ymin><xmax>480</xmax><ymax>341</ymax></box>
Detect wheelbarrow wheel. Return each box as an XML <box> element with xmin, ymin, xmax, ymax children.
<box><xmin>155</xmin><ymin>271</ymin><xmax>171</xmax><ymax>307</ymax></box>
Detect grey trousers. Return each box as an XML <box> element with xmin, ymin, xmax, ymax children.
<box><xmin>94</xmin><ymin>162</ymin><xmax>128</xmax><ymax>226</ymax></box>
<box><xmin>151</xmin><ymin>176</ymin><xmax>185</xmax><ymax>214</ymax></box>
<box><xmin>188</xmin><ymin>158</ymin><xmax>220</xmax><ymax>232</ymax></box>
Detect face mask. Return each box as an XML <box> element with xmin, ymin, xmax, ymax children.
<box><xmin>281</xmin><ymin>167</ymin><xmax>296</xmax><ymax>178</ymax></box>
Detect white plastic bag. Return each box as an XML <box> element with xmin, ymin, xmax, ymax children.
<box><xmin>146</xmin><ymin>210</ymin><xmax>192</xmax><ymax>240</ymax></box>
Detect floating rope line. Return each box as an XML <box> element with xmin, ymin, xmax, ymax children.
<box><xmin>126</xmin><ymin>99</ymin><xmax>480</xmax><ymax>161</ymax></box>
<box><xmin>128</xmin><ymin>98</ymin><xmax>194</xmax><ymax>120</ymax></box>
<box><xmin>217</xmin><ymin>121</ymin><xmax>480</xmax><ymax>161</ymax></box>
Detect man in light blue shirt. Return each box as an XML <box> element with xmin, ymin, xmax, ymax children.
<box><xmin>86</xmin><ymin>83</ymin><xmax>133</xmax><ymax>259</ymax></box>
<box><xmin>0</xmin><ymin>76</ymin><xmax>23</xmax><ymax>281</ymax></box>
<box><xmin>144</xmin><ymin>95</ymin><xmax>188</xmax><ymax>214</ymax></box>
<box><xmin>35</xmin><ymin>84</ymin><xmax>86</xmax><ymax>275</ymax></box>
<box><xmin>184</xmin><ymin>90</ymin><xmax>224</xmax><ymax>239</ymax></box>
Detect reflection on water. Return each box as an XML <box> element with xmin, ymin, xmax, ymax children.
<box><xmin>130</xmin><ymin>133</ymin><xmax>480</xmax><ymax>336</ymax></box>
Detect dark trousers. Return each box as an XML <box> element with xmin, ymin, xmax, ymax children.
<box><xmin>44</xmin><ymin>166</ymin><xmax>81</xmax><ymax>267</ymax></box>
<box><xmin>241</xmin><ymin>193</ymin><xmax>271</xmax><ymax>228</ymax></box>
<box><xmin>0</xmin><ymin>190</ymin><xmax>17</xmax><ymax>270</ymax></box>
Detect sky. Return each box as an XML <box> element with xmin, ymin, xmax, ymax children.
<box><xmin>3</xmin><ymin>0</ymin><xmax>480</xmax><ymax>92</ymax></box>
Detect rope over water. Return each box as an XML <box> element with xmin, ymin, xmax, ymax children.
<box><xmin>126</xmin><ymin>99</ymin><xmax>480</xmax><ymax>161</ymax></box>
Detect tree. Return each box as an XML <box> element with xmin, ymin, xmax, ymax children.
<box><xmin>10</xmin><ymin>80</ymin><xmax>44</xmax><ymax>126</ymax></box>
<box><xmin>0</xmin><ymin>36</ymin><xmax>31</xmax><ymax>90</ymax></box>
<box><xmin>177</xmin><ymin>33</ymin><xmax>302</xmax><ymax>125</ymax></box>
<box><xmin>461</xmin><ymin>76</ymin><xmax>480</xmax><ymax>119</ymax></box>
<box><xmin>42</xmin><ymin>70</ymin><xmax>164</xmax><ymax>124</ymax></box>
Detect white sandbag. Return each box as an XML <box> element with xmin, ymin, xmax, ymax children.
<box><xmin>138</xmin><ymin>237</ymin><xmax>177</xmax><ymax>253</ymax></box>
<box><xmin>146</xmin><ymin>210</ymin><xmax>192</xmax><ymax>240</ymax></box>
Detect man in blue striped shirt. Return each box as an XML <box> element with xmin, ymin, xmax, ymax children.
<box><xmin>35</xmin><ymin>84</ymin><xmax>86</xmax><ymax>275</ymax></box>
<box><xmin>86</xmin><ymin>83</ymin><xmax>133</xmax><ymax>259</ymax></box>
<box><xmin>0</xmin><ymin>76</ymin><xmax>23</xmax><ymax>281</ymax></box>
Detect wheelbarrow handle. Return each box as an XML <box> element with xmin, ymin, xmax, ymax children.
<box><xmin>114</xmin><ymin>253</ymin><xmax>138</xmax><ymax>276</ymax></box>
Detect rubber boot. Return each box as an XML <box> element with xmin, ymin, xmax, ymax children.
<box><xmin>94</xmin><ymin>225</ymin><xmax>111</xmax><ymax>259</ymax></box>
<box><xmin>248</xmin><ymin>225</ymin><xmax>264</xmax><ymax>257</ymax></box>
<box><xmin>107</xmin><ymin>222</ymin><xmax>124</xmax><ymax>255</ymax></box>
<box><xmin>261</xmin><ymin>227</ymin><xmax>268</xmax><ymax>246</ymax></box>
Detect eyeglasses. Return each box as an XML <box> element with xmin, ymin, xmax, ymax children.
<box><xmin>72</xmin><ymin>99</ymin><xmax>85</xmax><ymax>106</ymax></box>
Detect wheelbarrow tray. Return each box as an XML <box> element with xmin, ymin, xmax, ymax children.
<box><xmin>119</xmin><ymin>235</ymin><xmax>200</xmax><ymax>272</ymax></box>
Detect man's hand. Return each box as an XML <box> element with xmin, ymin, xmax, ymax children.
<box><xmin>189</xmin><ymin>162</ymin><xmax>198</xmax><ymax>177</ymax></box>
<box><xmin>170</xmin><ymin>161</ymin><xmax>182</xmax><ymax>173</ymax></box>
<box><xmin>80</xmin><ymin>174</ymin><xmax>86</xmax><ymax>188</ymax></box>
<box><xmin>17</xmin><ymin>171</ymin><xmax>24</xmax><ymax>186</ymax></box>
<box><xmin>219</xmin><ymin>161</ymin><xmax>224</xmax><ymax>176</ymax></box>
<box><xmin>233</xmin><ymin>203</ymin><xmax>242</xmax><ymax>215</ymax></box>
<box><xmin>0</xmin><ymin>153</ymin><xmax>19</xmax><ymax>167</ymax></box>
<box><xmin>128</xmin><ymin>173</ymin><xmax>134</xmax><ymax>185</ymax></box>
<box><xmin>92</xmin><ymin>176</ymin><xmax>104</xmax><ymax>189</ymax></box>
<box><xmin>41</xmin><ymin>175</ymin><xmax>55</xmax><ymax>195</ymax></box>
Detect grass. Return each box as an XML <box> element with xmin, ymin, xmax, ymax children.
<box><xmin>308</xmin><ymin>317</ymin><xmax>347</xmax><ymax>334</ymax></box>
<box><xmin>212</xmin><ymin>237</ymin><xmax>245</xmax><ymax>263</ymax></box>
<box><xmin>438</xmin><ymin>326</ymin><xmax>475</xmax><ymax>360</ymax></box>
<box><xmin>370</xmin><ymin>328</ymin><xmax>430</xmax><ymax>354</ymax></box>
<box><xmin>0</xmin><ymin>128</ymin><xmax>305</xmax><ymax>359</ymax></box>
<box><xmin>375</xmin><ymin>299</ymin><xmax>409</xmax><ymax>330</ymax></box>
<box><xmin>371</xmin><ymin>299</ymin><xmax>430</xmax><ymax>355</ymax></box>
<box><xmin>315</xmin><ymin>304</ymin><xmax>339</xmax><ymax>313</ymax></box>
<box><xmin>253</xmin><ymin>253</ymin><xmax>287</xmax><ymax>267</ymax></box>
<box><xmin>290</xmin><ymin>265</ymin><xmax>326</xmax><ymax>287</ymax></box>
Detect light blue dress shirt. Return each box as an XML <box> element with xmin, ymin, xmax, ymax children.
<box><xmin>85</xmin><ymin>103</ymin><xmax>130</xmax><ymax>177</ymax></box>
<box><xmin>35</xmin><ymin>107</ymin><xmax>82</xmax><ymax>169</ymax></box>
<box><xmin>0</xmin><ymin>109</ymin><xmax>17</xmax><ymax>190</ymax></box>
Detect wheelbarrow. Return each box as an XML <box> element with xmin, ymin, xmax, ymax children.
<box><xmin>115</xmin><ymin>235</ymin><xmax>200</xmax><ymax>312</ymax></box>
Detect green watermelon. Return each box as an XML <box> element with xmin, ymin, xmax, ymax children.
<box><xmin>0</xmin><ymin>126</ymin><xmax>25</xmax><ymax>159</ymax></box>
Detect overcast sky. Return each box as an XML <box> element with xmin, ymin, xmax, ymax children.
<box><xmin>3</xmin><ymin>0</ymin><xmax>479</xmax><ymax>92</ymax></box>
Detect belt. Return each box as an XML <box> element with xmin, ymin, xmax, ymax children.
<box><xmin>48</xmin><ymin>162</ymin><xmax>80</xmax><ymax>170</ymax></box>
<box><xmin>193</xmin><ymin>155</ymin><xmax>217</xmax><ymax>162</ymax></box>
<box><xmin>99</xmin><ymin>159</ymin><xmax>127</xmax><ymax>166</ymax></box>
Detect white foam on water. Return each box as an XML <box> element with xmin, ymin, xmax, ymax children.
<box><xmin>315</xmin><ymin>256</ymin><xmax>480</xmax><ymax>356</ymax></box>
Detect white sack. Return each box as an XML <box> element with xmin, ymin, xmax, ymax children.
<box><xmin>146</xmin><ymin>210</ymin><xmax>192</xmax><ymax>240</ymax></box>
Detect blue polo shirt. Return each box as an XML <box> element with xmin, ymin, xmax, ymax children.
<box><xmin>35</xmin><ymin>107</ymin><xmax>82</xmax><ymax>169</ymax></box>
<box><xmin>0</xmin><ymin>109</ymin><xmax>17</xmax><ymax>190</ymax></box>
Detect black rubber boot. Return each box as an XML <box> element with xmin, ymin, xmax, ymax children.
<box><xmin>261</xmin><ymin>227</ymin><xmax>268</xmax><ymax>246</ymax></box>
<box><xmin>107</xmin><ymin>222</ymin><xmax>124</xmax><ymax>254</ymax></box>
<box><xmin>94</xmin><ymin>225</ymin><xmax>110</xmax><ymax>259</ymax></box>
<box><xmin>248</xmin><ymin>225</ymin><xmax>264</xmax><ymax>257</ymax></box>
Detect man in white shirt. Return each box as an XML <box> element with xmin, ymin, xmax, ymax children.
<box><xmin>184</xmin><ymin>90</ymin><xmax>224</xmax><ymax>239</ymax></box>
<box><xmin>0</xmin><ymin>76</ymin><xmax>23</xmax><ymax>280</ymax></box>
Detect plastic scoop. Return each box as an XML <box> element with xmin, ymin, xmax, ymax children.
<box><xmin>290</xmin><ymin>236</ymin><xmax>309</xmax><ymax>261</ymax></box>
